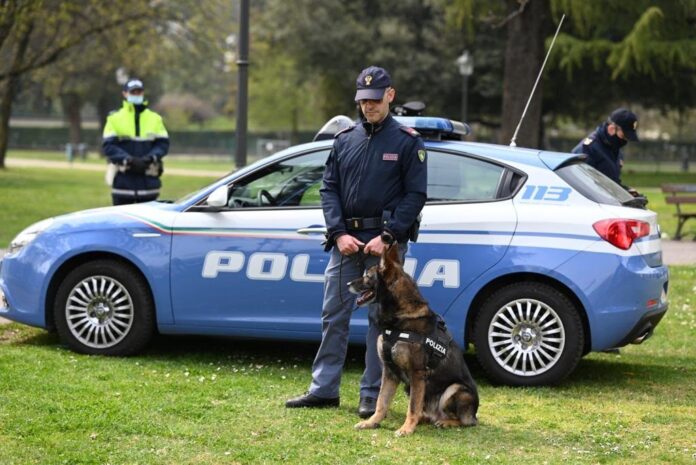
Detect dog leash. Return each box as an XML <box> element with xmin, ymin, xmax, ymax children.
<box><xmin>339</xmin><ymin>245</ymin><xmax>368</xmax><ymax>306</ymax></box>
<box><xmin>337</xmin><ymin>233</ymin><xmax>396</xmax><ymax>307</ymax></box>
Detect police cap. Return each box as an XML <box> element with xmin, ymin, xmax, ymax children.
<box><xmin>123</xmin><ymin>78</ymin><xmax>144</xmax><ymax>92</ymax></box>
<box><xmin>609</xmin><ymin>108</ymin><xmax>639</xmax><ymax>142</ymax></box>
<box><xmin>355</xmin><ymin>66</ymin><xmax>392</xmax><ymax>102</ymax></box>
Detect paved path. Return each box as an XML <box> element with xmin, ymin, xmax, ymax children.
<box><xmin>1</xmin><ymin>242</ymin><xmax>694</xmax><ymax>326</ymax></box>
<box><xmin>5</xmin><ymin>157</ymin><xmax>228</xmax><ymax>178</ymax></box>
<box><xmin>661</xmin><ymin>240</ymin><xmax>696</xmax><ymax>265</ymax></box>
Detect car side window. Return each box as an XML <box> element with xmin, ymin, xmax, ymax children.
<box><xmin>427</xmin><ymin>151</ymin><xmax>505</xmax><ymax>202</ymax></box>
<box><xmin>227</xmin><ymin>150</ymin><xmax>329</xmax><ymax>208</ymax></box>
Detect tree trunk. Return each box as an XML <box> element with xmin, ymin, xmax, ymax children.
<box><xmin>0</xmin><ymin>23</ymin><xmax>33</xmax><ymax>169</ymax></box>
<box><xmin>0</xmin><ymin>77</ymin><xmax>18</xmax><ymax>169</ymax></box>
<box><xmin>290</xmin><ymin>103</ymin><xmax>299</xmax><ymax>145</ymax></box>
<box><xmin>61</xmin><ymin>92</ymin><xmax>83</xmax><ymax>146</ymax></box>
<box><xmin>500</xmin><ymin>0</ymin><xmax>547</xmax><ymax>149</ymax></box>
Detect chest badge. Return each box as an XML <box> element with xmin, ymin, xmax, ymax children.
<box><xmin>383</xmin><ymin>153</ymin><xmax>398</xmax><ymax>161</ymax></box>
<box><xmin>418</xmin><ymin>149</ymin><xmax>426</xmax><ymax>162</ymax></box>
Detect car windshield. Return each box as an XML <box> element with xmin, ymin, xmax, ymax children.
<box><xmin>555</xmin><ymin>161</ymin><xmax>634</xmax><ymax>206</ymax></box>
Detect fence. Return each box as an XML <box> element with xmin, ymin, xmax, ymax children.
<box><xmin>547</xmin><ymin>137</ymin><xmax>696</xmax><ymax>172</ymax></box>
<box><xmin>7</xmin><ymin>126</ymin><xmax>316</xmax><ymax>158</ymax></box>
<box><xmin>7</xmin><ymin>126</ymin><xmax>696</xmax><ymax>171</ymax></box>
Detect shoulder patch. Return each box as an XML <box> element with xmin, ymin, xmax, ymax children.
<box><xmin>334</xmin><ymin>125</ymin><xmax>356</xmax><ymax>138</ymax></box>
<box><xmin>399</xmin><ymin>125</ymin><xmax>420</xmax><ymax>138</ymax></box>
<box><xmin>583</xmin><ymin>137</ymin><xmax>593</xmax><ymax>146</ymax></box>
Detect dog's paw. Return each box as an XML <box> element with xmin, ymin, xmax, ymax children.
<box><xmin>394</xmin><ymin>426</ymin><xmax>415</xmax><ymax>437</ymax></box>
<box><xmin>434</xmin><ymin>419</ymin><xmax>461</xmax><ymax>428</ymax></box>
<box><xmin>354</xmin><ymin>420</ymin><xmax>380</xmax><ymax>430</ymax></box>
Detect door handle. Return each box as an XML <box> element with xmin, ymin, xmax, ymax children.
<box><xmin>296</xmin><ymin>226</ymin><xmax>327</xmax><ymax>235</ymax></box>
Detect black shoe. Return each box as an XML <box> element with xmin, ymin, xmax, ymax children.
<box><xmin>285</xmin><ymin>392</ymin><xmax>339</xmax><ymax>408</ymax></box>
<box><xmin>358</xmin><ymin>396</ymin><xmax>377</xmax><ymax>418</ymax></box>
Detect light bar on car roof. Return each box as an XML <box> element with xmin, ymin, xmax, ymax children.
<box><xmin>393</xmin><ymin>116</ymin><xmax>471</xmax><ymax>140</ymax></box>
<box><xmin>313</xmin><ymin>115</ymin><xmax>472</xmax><ymax>142</ymax></box>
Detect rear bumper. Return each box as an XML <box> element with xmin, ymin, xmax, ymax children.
<box><xmin>554</xmin><ymin>246</ymin><xmax>669</xmax><ymax>351</ymax></box>
<box><xmin>613</xmin><ymin>304</ymin><xmax>668</xmax><ymax>347</ymax></box>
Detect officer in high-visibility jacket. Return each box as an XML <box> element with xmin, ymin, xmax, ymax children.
<box><xmin>102</xmin><ymin>78</ymin><xmax>169</xmax><ymax>205</ymax></box>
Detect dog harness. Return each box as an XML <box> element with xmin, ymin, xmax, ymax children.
<box><xmin>381</xmin><ymin>315</ymin><xmax>451</xmax><ymax>370</ymax></box>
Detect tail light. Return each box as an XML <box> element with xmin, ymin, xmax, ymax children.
<box><xmin>593</xmin><ymin>219</ymin><xmax>650</xmax><ymax>250</ymax></box>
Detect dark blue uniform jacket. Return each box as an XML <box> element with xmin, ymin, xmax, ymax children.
<box><xmin>571</xmin><ymin>123</ymin><xmax>623</xmax><ymax>184</ymax></box>
<box><xmin>321</xmin><ymin>114</ymin><xmax>427</xmax><ymax>244</ymax></box>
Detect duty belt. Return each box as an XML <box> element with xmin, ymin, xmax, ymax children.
<box><xmin>346</xmin><ymin>216</ymin><xmax>383</xmax><ymax>230</ymax></box>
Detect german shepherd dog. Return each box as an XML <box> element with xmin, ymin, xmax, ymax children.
<box><xmin>349</xmin><ymin>244</ymin><xmax>478</xmax><ymax>436</ymax></box>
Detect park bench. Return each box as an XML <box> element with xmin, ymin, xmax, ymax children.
<box><xmin>661</xmin><ymin>184</ymin><xmax>696</xmax><ymax>240</ymax></box>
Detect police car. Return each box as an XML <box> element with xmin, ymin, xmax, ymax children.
<box><xmin>0</xmin><ymin>116</ymin><xmax>669</xmax><ymax>386</ymax></box>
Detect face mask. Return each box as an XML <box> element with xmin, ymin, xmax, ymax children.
<box><xmin>127</xmin><ymin>94</ymin><xmax>144</xmax><ymax>105</ymax></box>
<box><xmin>607</xmin><ymin>133</ymin><xmax>627</xmax><ymax>149</ymax></box>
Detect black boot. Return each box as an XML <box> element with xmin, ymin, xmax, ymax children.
<box><xmin>285</xmin><ymin>392</ymin><xmax>340</xmax><ymax>408</ymax></box>
<box><xmin>358</xmin><ymin>396</ymin><xmax>377</xmax><ymax>418</ymax></box>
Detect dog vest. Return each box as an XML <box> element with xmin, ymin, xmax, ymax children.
<box><xmin>381</xmin><ymin>315</ymin><xmax>451</xmax><ymax>371</ymax></box>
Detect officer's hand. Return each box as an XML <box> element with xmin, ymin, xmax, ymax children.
<box><xmin>627</xmin><ymin>187</ymin><xmax>640</xmax><ymax>197</ymax></box>
<box><xmin>128</xmin><ymin>156</ymin><xmax>147</xmax><ymax>175</ymax></box>
<box><xmin>336</xmin><ymin>235</ymin><xmax>364</xmax><ymax>256</ymax></box>
<box><xmin>364</xmin><ymin>236</ymin><xmax>387</xmax><ymax>256</ymax></box>
<box><xmin>143</xmin><ymin>155</ymin><xmax>155</xmax><ymax>165</ymax></box>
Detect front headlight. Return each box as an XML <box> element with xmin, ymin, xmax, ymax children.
<box><xmin>7</xmin><ymin>218</ymin><xmax>54</xmax><ymax>255</ymax></box>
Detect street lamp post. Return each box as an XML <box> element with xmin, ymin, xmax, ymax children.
<box><xmin>456</xmin><ymin>51</ymin><xmax>474</xmax><ymax>123</ymax></box>
<box><xmin>235</xmin><ymin>0</ymin><xmax>250</xmax><ymax>168</ymax></box>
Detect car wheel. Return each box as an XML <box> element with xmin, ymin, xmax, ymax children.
<box><xmin>473</xmin><ymin>282</ymin><xmax>584</xmax><ymax>386</ymax></box>
<box><xmin>54</xmin><ymin>260</ymin><xmax>154</xmax><ymax>356</ymax></box>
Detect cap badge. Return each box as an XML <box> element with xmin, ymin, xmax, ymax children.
<box><xmin>365</xmin><ymin>75</ymin><xmax>372</xmax><ymax>86</ymax></box>
<box><xmin>633</xmin><ymin>121</ymin><xmax>638</xmax><ymax>130</ymax></box>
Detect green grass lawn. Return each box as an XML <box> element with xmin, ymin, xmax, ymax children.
<box><xmin>1</xmin><ymin>154</ymin><xmax>695</xmax><ymax>464</ymax></box>
<box><xmin>0</xmin><ymin>166</ymin><xmax>218</xmax><ymax>246</ymax></box>
<box><xmin>1</xmin><ymin>266</ymin><xmax>694</xmax><ymax>465</ymax></box>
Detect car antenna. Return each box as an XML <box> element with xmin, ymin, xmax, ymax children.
<box><xmin>510</xmin><ymin>13</ymin><xmax>566</xmax><ymax>147</ymax></box>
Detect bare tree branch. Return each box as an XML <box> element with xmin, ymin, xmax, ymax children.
<box><xmin>493</xmin><ymin>0</ymin><xmax>529</xmax><ymax>30</ymax></box>
<box><xmin>0</xmin><ymin>11</ymin><xmax>160</xmax><ymax>80</ymax></box>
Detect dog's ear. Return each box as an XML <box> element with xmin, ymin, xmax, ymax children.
<box><xmin>380</xmin><ymin>243</ymin><xmax>401</xmax><ymax>270</ymax></box>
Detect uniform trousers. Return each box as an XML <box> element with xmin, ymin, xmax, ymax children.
<box><xmin>309</xmin><ymin>242</ymin><xmax>407</xmax><ymax>399</ymax></box>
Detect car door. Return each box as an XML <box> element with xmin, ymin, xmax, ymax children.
<box><xmin>407</xmin><ymin>149</ymin><xmax>518</xmax><ymax>314</ymax></box>
<box><xmin>169</xmin><ymin>149</ymin><xmax>330</xmax><ymax>338</ymax></box>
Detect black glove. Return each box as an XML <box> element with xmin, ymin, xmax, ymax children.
<box><xmin>127</xmin><ymin>156</ymin><xmax>147</xmax><ymax>175</ymax></box>
<box><xmin>143</xmin><ymin>155</ymin><xmax>155</xmax><ymax>165</ymax></box>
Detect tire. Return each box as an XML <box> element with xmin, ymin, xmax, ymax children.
<box><xmin>54</xmin><ymin>260</ymin><xmax>155</xmax><ymax>356</ymax></box>
<box><xmin>473</xmin><ymin>282</ymin><xmax>584</xmax><ymax>386</ymax></box>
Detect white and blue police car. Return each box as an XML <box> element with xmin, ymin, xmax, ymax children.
<box><xmin>0</xmin><ymin>116</ymin><xmax>668</xmax><ymax>386</ymax></box>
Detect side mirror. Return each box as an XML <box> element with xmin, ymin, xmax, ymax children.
<box><xmin>207</xmin><ymin>185</ymin><xmax>229</xmax><ymax>208</ymax></box>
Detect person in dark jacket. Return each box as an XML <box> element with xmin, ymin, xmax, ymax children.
<box><xmin>572</xmin><ymin>108</ymin><xmax>639</xmax><ymax>191</ymax></box>
<box><xmin>103</xmin><ymin>78</ymin><xmax>169</xmax><ymax>205</ymax></box>
<box><xmin>286</xmin><ymin>66</ymin><xmax>427</xmax><ymax>418</ymax></box>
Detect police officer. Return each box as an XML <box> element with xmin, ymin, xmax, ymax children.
<box><xmin>286</xmin><ymin>66</ymin><xmax>427</xmax><ymax>418</ymax></box>
<box><xmin>572</xmin><ymin>108</ymin><xmax>639</xmax><ymax>191</ymax></box>
<box><xmin>103</xmin><ymin>78</ymin><xmax>169</xmax><ymax>205</ymax></box>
